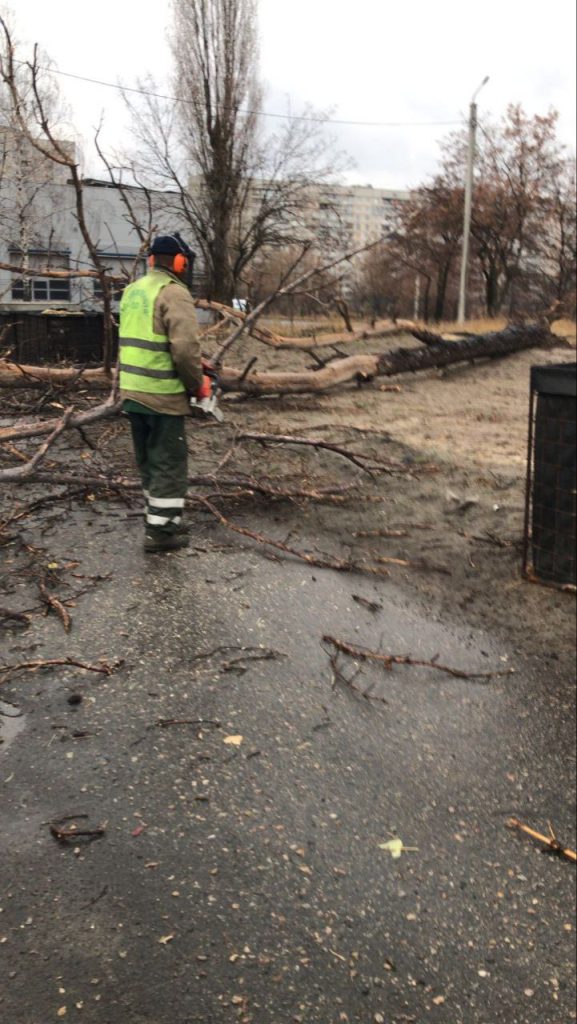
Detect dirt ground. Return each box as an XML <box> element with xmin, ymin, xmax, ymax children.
<box><xmin>3</xmin><ymin>322</ymin><xmax>576</xmax><ymax>666</ymax></box>
<box><xmin>174</xmin><ymin>322</ymin><xmax>577</xmax><ymax>666</ymax></box>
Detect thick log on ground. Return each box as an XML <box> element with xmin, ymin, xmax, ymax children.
<box><xmin>0</xmin><ymin>322</ymin><xmax>555</xmax><ymax>398</ymax></box>
<box><xmin>220</xmin><ymin>322</ymin><xmax>555</xmax><ymax>394</ymax></box>
<box><xmin>0</xmin><ymin>364</ymin><xmax>107</xmax><ymax>389</ymax></box>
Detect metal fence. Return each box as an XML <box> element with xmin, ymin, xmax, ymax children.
<box><xmin>0</xmin><ymin>311</ymin><xmax>118</xmax><ymax>365</ymax></box>
<box><xmin>523</xmin><ymin>363</ymin><xmax>577</xmax><ymax>588</ymax></box>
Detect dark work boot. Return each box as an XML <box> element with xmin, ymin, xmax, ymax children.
<box><xmin>144</xmin><ymin>530</ymin><xmax>190</xmax><ymax>554</ymax></box>
<box><xmin>173</xmin><ymin>522</ymin><xmax>191</xmax><ymax>537</ymax></box>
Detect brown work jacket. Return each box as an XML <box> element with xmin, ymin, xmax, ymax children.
<box><xmin>120</xmin><ymin>269</ymin><xmax>203</xmax><ymax>416</ymax></box>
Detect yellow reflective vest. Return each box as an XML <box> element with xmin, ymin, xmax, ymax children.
<box><xmin>119</xmin><ymin>272</ymin><xmax>186</xmax><ymax>395</ymax></box>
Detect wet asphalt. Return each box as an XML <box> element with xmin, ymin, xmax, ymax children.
<box><xmin>0</xmin><ymin>506</ymin><xmax>575</xmax><ymax>1024</ymax></box>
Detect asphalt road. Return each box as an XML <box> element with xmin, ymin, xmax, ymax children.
<box><xmin>1</xmin><ymin>507</ymin><xmax>575</xmax><ymax>1024</ymax></box>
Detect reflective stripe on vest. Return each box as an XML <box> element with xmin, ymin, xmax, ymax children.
<box><xmin>118</xmin><ymin>362</ymin><xmax>178</xmax><ymax>380</ymax></box>
<box><xmin>118</xmin><ymin>271</ymin><xmax>186</xmax><ymax>395</ymax></box>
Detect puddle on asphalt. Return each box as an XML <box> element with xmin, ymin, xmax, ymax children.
<box><xmin>0</xmin><ymin>700</ymin><xmax>26</xmax><ymax>751</ymax></box>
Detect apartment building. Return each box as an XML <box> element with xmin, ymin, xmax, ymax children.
<box><xmin>309</xmin><ymin>183</ymin><xmax>411</xmax><ymax>251</ymax></box>
<box><xmin>188</xmin><ymin>173</ymin><xmax>411</xmax><ymax>254</ymax></box>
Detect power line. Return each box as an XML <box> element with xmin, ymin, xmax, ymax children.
<box><xmin>25</xmin><ymin>62</ymin><xmax>463</xmax><ymax>130</ymax></box>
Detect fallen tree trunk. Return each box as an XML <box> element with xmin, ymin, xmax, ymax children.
<box><xmin>221</xmin><ymin>322</ymin><xmax>556</xmax><ymax>395</ymax></box>
<box><xmin>0</xmin><ymin>322</ymin><xmax>556</xmax><ymax>398</ymax></box>
<box><xmin>0</xmin><ymin>363</ymin><xmax>107</xmax><ymax>389</ymax></box>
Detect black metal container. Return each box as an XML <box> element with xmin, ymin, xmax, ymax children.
<box><xmin>523</xmin><ymin>363</ymin><xmax>576</xmax><ymax>587</ymax></box>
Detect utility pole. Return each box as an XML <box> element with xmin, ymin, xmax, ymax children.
<box><xmin>457</xmin><ymin>76</ymin><xmax>489</xmax><ymax>324</ymax></box>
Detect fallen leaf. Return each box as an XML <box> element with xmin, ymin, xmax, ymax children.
<box><xmin>379</xmin><ymin>838</ymin><xmax>404</xmax><ymax>859</ymax></box>
<box><xmin>159</xmin><ymin>934</ymin><xmax>175</xmax><ymax>945</ymax></box>
<box><xmin>223</xmin><ymin>735</ymin><xmax>244</xmax><ymax>746</ymax></box>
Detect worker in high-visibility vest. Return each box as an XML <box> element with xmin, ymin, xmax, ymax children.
<box><xmin>119</xmin><ymin>233</ymin><xmax>206</xmax><ymax>553</ymax></box>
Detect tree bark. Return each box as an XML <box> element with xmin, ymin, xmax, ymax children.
<box><xmin>219</xmin><ymin>322</ymin><xmax>554</xmax><ymax>395</ymax></box>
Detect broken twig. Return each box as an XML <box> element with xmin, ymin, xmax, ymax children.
<box><xmin>323</xmin><ymin>636</ymin><xmax>516</xmax><ymax>681</ymax></box>
<box><xmin>39</xmin><ymin>580</ymin><xmax>72</xmax><ymax>633</ymax></box>
<box><xmin>0</xmin><ymin>657</ymin><xmax>122</xmax><ymax>686</ymax></box>
<box><xmin>507</xmin><ymin>818</ymin><xmax>577</xmax><ymax>863</ymax></box>
<box><xmin>196</xmin><ymin>498</ymin><xmax>392</xmax><ymax>578</ymax></box>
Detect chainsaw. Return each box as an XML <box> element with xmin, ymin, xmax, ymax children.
<box><xmin>189</xmin><ymin>363</ymin><xmax>224</xmax><ymax>423</ymax></box>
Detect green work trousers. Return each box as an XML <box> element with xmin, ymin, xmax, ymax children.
<box><xmin>127</xmin><ymin>412</ymin><xmax>188</xmax><ymax>535</ymax></box>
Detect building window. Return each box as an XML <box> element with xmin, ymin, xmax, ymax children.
<box><xmin>10</xmin><ymin>249</ymin><xmax>71</xmax><ymax>303</ymax></box>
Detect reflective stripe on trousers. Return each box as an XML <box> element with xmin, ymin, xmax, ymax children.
<box><xmin>126</xmin><ymin>412</ymin><xmax>188</xmax><ymax>535</ymax></box>
<box><xmin>143</xmin><ymin>491</ymin><xmax>185</xmax><ymax>528</ymax></box>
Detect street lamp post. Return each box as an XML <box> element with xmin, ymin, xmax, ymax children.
<box><xmin>457</xmin><ymin>76</ymin><xmax>489</xmax><ymax>325</ymax></box>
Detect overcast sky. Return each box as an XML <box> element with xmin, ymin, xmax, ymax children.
<box><xmin>4</xmin><ymin>0</ymin><xmax>576</xmax><ymax>189</ymax></box>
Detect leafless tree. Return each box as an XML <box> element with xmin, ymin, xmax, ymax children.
<box><xmin>118</xmin><ymin>0</ymin><xmax>349</xmax><ymax>303</ymax></box>
<box><xmin>443</xmin><ymin>105</ymin><xmax>571</xmax><ymax>317</ymax></box>
<box><xmin>0</xmin><ymin>15</ymin><xmax>72</xmax><ymax>302</ymax></box>
<box><xmin>534</xmin><ymin>156</ymin><xmax>577</xmax><ymax>316</ymax></box>
<box><xmin>356</xmin><ymin>105</ymin><xmax>576</xmax><ymax>322</ymax></box>
<box><xmin>0</xmin><ymin>15</ymin><xmax>117</xmax><ymax>370</ymax></box>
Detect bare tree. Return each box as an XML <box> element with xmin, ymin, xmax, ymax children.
<box><xmin>440</xmin><ymin>105</ymin><xmax>569</xmax><ymax>317</ymax></box>
<box><xmin>353</xmin><ymin>241</ymin><xmax>424</xmax><ymax>322</ymax></box>
<box><xmin>0</xmin><ymin>15</ymin><xmax>118</xmax><ymax>370</ymax></box>
<box><xmin>393</xmin><ymin>180</ymin><xmax>464</xmax><ymax>322</ymax></box>
<box><xmin>0</xmin><ymin>15</ymin><xmax>72</xmax><ymax>302</ymax></box>
<box><xmin>534</xmin><ymin>156</ymin><xmax>577</xmax><ymax>316</ymax></box>
<box><xmin>172</xmin><ymin>0</ymin><xmax>261</xmax><ymax>301</ymax></box>
<box><xmin>362</xmin><ymin>105</ymin><xmax>576</xmax><ymax>322</ymax></box>
<box><xmin>119</xmin><ymin>0</ymin><xmax>348</xmax><ymax>303</ymax></box>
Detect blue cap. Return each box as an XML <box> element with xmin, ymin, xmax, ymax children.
<box><xmin>149</xmin><ymin>232</ymin><xmax>193</xmax><ymax>258</ymax></box>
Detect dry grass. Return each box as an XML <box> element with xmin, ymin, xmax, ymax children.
<box><xmin>260</xmin><ymin>314</ymin><xmax>576</xmax><ymax>346</ymax></box>
<box><xmin>261</xmin><ymin>315</ymin><xmax>348</xmax><ymax>337</ymax></box>
<box><xmin>438</xmin><ymin>317</ymin><xmax>507</xmax><ymax>334</ymax></box>
<box><xmin>439</xmin><ymin>317</ymin><xmax>576</xmax><ymax>345</ymax></box>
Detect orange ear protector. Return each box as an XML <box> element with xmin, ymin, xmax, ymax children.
<box><xmin>172</xmin><ymin>253</ymin><xmax>188</xmax><ymax>275</ymax></box>
<box><xmin>148</xmin><ymin>253</ymin><xmax>188</xmax><ymax>273</ymax></box>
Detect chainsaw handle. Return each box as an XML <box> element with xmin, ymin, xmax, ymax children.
<box><xmin>201</xmin><ymin>359</ymin><xmax>220</xmax><ymax>383</ymax></box>
<box><xmin>197</xmin><ymin>375</ymin><xmax>213</xmax><ymax>400</ymax></box>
